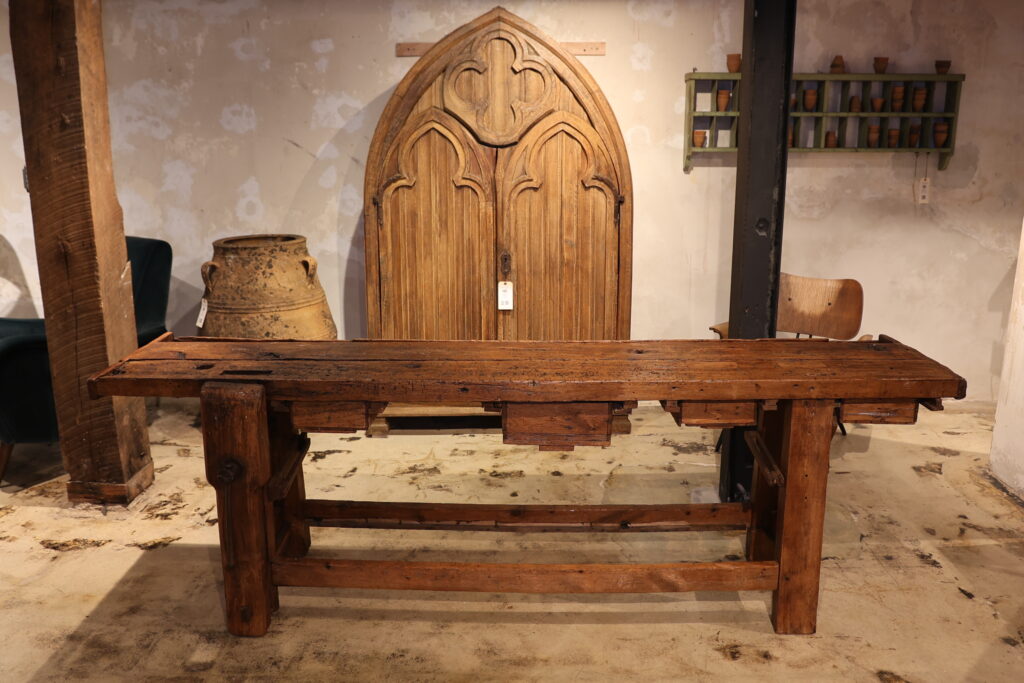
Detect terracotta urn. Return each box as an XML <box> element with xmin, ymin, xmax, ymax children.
<box><xmin>912</xmin><ymin>87</ymin><xmax>928</xmax><ymax>112</ymax></box>
<box><xmin>935</xmin><ymin>60</ymin><xmax>951</xmax><ymax>75</ymax></box>
<box><xmin>790</xmin><ymin>95</ymin><xmax>797</xmax><ymax>110</ymax></box>
<box><xmin>887</xmin><ymin>128</ymin><xmax>900</xmax><ymax>147</ymax></box>
<box><xmin>199</xmin><ymin>234</ymin><xmax>338</xmax><ymax>340</ymax></box>
<box><xmin>849</xmin><ymin>95</ymin><xmax>862</xmax><ymax>112</ymax></box>
<box><xmin>933</xmin><ymin>122</ymin><xmax>950</xmax><ymax>148</ymax></box>
<box><xmin>825</xmin><ymin>131</ymin><xmax>838</xmax><ymax>148</ymax></box>
<box><xmin>873</xmin><ymin>57</ymin><xmax>889</xmax><ymax>74</ymax></box>
<box><xmin>726</xmin><ymin>53</ymin><xmax>742</xmax><ymax>73</ymax></box>
<box><xmin>867</xmin><ymin>125</ymin><xmax>880</xmax><ymax>148</ymax></box>
<box><xmin>692</xmin><ymin>129</ymin><xmax>707</xmax><ymax>148</ymax></box>
<box><xmin>803</xmin><ymin>88</ymin><xmax>818</xmax><ymax>111</ymax></box>
<box><xmin>909</xmin><ymin>123</ymin><xmax>922</xmax><ymax>148</ymax></box>
<box><xmin>717</xmin><ymin>89</ymin><xmax>732</xmax><ymax>112</ymax></box>
<box><xmin>871</xmin><ymin>97</ymin><xmax>885</xmax><ymax>113</ymax></box>
<box><xmin>830</xmin><ymin>55</ymin><xmax>846</xmax><ymax>74</ymax></box>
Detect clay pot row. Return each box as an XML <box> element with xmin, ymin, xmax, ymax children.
<box><xmin>784</xmin><ymin>120</ymin><xmax>949</xmax><ymax>150</ymax></box>
<box><xmin>864</xmin><ymin>122</ymin><xmax>950</xmax><ymax>148</ymax></box>
<box><xmin>828</xmin><ymin>56</ymin><xmax>951</xmax><ymax>75</ymax></box>
<box><xmin>794</xmin><ymin>91</ymin><xmax>936</xmax><ymax>114</ymax></box>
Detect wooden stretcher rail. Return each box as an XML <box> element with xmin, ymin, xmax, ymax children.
<box><xmin>271</xmin><ymin>558</ymin><xmax>780</xmax><ymax>593</ymax></box>
<box><xmin>302</xmin><ymin>500</ymin><xmax>750</xmax><ymax>533</ymax></box>
<box><xmin>744</xmin><ymin>431</ymin><xmax>785</xmax><ymax>487</ymax></box>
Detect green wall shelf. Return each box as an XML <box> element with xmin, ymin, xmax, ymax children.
<box><xmin>683</xmin><ymin>72</ymin><xmax>965</xmax><ymax>173</ymax></box>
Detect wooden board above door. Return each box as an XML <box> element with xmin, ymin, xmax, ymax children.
<box><xmin>396</xmin><ymin>41</ymin><xmax>606</xmax><ymax>57</ymax></box>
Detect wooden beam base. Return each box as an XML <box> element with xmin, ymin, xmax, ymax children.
<box><xmin>303</xmin><ymin>500</ymin><xmax>749</xmax><ymax>533</ymax></box>
<box><xmin>273</xmin><ymin>557</ymin><xmax>779</xmax><ymax>594</ymax></box>
<box><xmin>66</xmin><ymin>460</ymin><xmax>154</xmax><ymax>505</ymax></box>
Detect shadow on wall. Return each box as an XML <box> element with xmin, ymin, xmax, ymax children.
<box><xmin>0</xmin><ymin>234</ymin><xmax>39</xmax><ymax>318</ymax></box>
<box><xmin>331</xmin><ymin>88</ymin><xmax>395</xmax><ymax>340</ymax></box>
<box><xmin>341</xmin><ymin>215</ymin><xmax>367</xmax><ymax>338</ymax></box>
<box><xmin>988</xmin><ymin>257</ymin><xmax>1018</xmax><ymax>382</ymax></box>
<box><xmin>169</xmin><ymin>275</ymin><xmax>204</xmax><ymax>337</ymax></box>
<box><xmin>276</xmin><ymin>88</ymin><xmax>395</xmax><ymax>340</ymax></box>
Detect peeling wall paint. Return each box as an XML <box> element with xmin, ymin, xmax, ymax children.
<box><xmin>0</xmin><ymin>0</ymin><xmax>1021</xmax><ymax>401</ymax></box>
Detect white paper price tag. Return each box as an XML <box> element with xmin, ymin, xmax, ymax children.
<box><xmin>196</xmin><ymin>298</ymin><xmax>209</xmax><ymax>328</ymax></box>
<box><xmin>497</xmin><ymin>281</ymin><xmax>514</xmax><ymax>310</ymax></box>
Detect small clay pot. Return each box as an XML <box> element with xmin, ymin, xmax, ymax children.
<box><xmin>790</xmin><ymin>95</ymin><xmax>797</xmax><ymax>110</ymax></box>
<box><xmin>891</xmin><ymin>85</ymin><xmax>905</xmax><ymax>111</ymax></box>
<box><xmin>912</xmin><ymin>87</ymin><xmax>928</xmax><ymax>112</ymax></box>
<box><xmin>887</xmin><ymin>128</ymin><xmax>900</xmax><ymax>148</ymax></box>
<box><xmin>825</xmin><ymin>131</ymin><xmax>838</xmax><ymax>148</ymax></box>
<box><xmin>871</xmin><ymin>97</ymin><xmax>886</xmax><ymax>112</ymax></box>
<box><xmin>909</xmin><ymin>123</ymin><xmax>922</xmax><ymax>148</ymax></box>
<box><xmin>935</xmin><ymin>60</ymin><xmax>952</xmax><ymax>75</ymax></box>
<box><xmin>803</xmin><ymin>88</ymin><xmax>818</xmax><ymax>111</ymax></box>
<box><xmin>873</xmin><ymin>57</ymin><xmax>889</xmax><ymax>74</ymax></box>
<box><xmin>727</xmin><ymin>53</ymin><xmax>742</xmax><ymax>73</ymax></box>
<box><xmin>692</xmin><ymin>130</ymin><xmax>707</xmax><ymax>148</ymax></box>
<box><xmin>867</xmin><ymin>125</ymin><xmax>881</xmax><ymax>148</ymax></box>
<box><xmin>717</xmin><ymin>89</ymin><xmax>732</xmax><ymax>112</ymax></box>
<box><xmin>849</xmin><ymin>95</ymin><xmax>862</xmax><ymax>112</ymax></box>
<box><xmin>933</xmin><ymin>122</ymin><xmax>950</xmax><ymax>148</ymax></box>
<box><xmin>830</xmin><ymin>55</ymin><xmax>846</xmax><ymax>74</ymax></box>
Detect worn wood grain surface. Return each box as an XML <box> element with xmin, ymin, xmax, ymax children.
<box><xmin>11</xmin><ymin>0</ymin><xmax>151</xmax><ymax>503</ymax></box>
<box><xmin>200</xmin><ymin>383</ymin><xmax>276</xmax><ymax>637</ymax></box>
<box><xmin>272</xmin><ymin>558</ymin><xmax>779</xmax><ymax>594</ymax></box>
<box><xmin>91</xmin><ymin>337</ymin><xmax>966</xmax><ymax>404</ymax></box>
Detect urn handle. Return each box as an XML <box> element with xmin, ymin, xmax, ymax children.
<box><xmin>201</xmin><ymin>261</ymin><xmax>218</xmax><ymax>291</ymax></box>
<box><xmin>301</xmin><ymin>257</ymin><xmax>318</xmax><ymax>281</ymax></box>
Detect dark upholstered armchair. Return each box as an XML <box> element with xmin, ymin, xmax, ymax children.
<box><xmin>0</xmin><ymin>236</ymin><xmax>172</xmax><ymax>482</ymax></box>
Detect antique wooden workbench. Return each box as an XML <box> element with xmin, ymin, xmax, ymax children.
<box><xmin>89</xmin><ymin>333</ymin><xmax>965</xmax><ymax>637</ymax></box>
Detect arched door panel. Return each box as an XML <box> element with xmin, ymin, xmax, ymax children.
<box><xmin>369</xmin><ymin>109</ymin><xmax>496</xmax><ymax>339</ymax></box>
<box><xmin>365</xmin><ymin>7</ymin><xmax>631</xmax><ymax>341</ymax></box>
<box><xmin>496</xmin><ymin>112</ymin><xmax>621</xmax><ymax>340</ymax></box>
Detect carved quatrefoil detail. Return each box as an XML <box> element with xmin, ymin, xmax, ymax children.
<box><xmin>442</xmin><ymin>28</ymin><xmax>557</xmax><ymax>147</ymax></box>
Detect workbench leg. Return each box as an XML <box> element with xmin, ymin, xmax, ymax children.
<box><xmin>201</xmin><ymin>382</ymin><xmax>276</xmax><ymax>637</ymax></box>
<box><xmin>770</xmin><ymin>399</ymin><xmax>834</xmax><ymax>634</ymax></box>
<box><xmin>269</xmin><ymin>407</ymin><xmax>312</xmax><ymax>558</ymax></box>
<box><xmin>745</xmin><ymin>408</ymin><xmax>784</xmax><ymax>562</ymax></box>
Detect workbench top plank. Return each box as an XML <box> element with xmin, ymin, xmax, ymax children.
<box><xmin>90</xmin><ymin>337</ymin><xmax>966</xmax><ymax>403</ymax></box>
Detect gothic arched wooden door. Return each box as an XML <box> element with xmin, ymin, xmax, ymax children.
<box><xmin>364</xmin><ymin>7</ymin><xmax>632</xmax><ymax>341</ymax></box>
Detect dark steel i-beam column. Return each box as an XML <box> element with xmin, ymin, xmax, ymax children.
<box><xmin>719</xmin><ymin>0</ymin><xmax>798</xmax><ymax>502</ymax></box>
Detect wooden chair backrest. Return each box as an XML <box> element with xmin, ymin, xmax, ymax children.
<box><xmin>776</xmin><ymin>273</ymin><xmax>863</xmax><ymax>340</ymax></box>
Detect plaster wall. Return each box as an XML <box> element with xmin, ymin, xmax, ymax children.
<box><xmin>0</xmin><ymin>0</ymin><xmax>1020</xmax><ymax>400</ymax></box>
<box><xmin>991</xmin><ymin>223</ymin><xmax>1024</xmax><ymax>497</ymax></box>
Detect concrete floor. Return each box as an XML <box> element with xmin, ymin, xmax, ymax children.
<box><xmin>1</xmin><ymin>401</ymin><xmax>1022</xmax><ymax>682</ymax></box>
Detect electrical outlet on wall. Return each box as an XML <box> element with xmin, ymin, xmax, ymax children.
<box><xmin>915</xmin><ymin>177</ymin><xmax>931</xmax><ymax>205</ymax></box>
